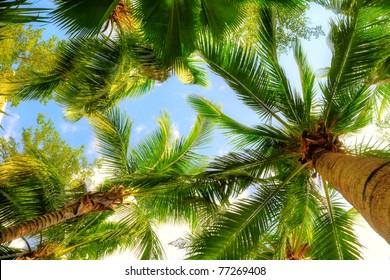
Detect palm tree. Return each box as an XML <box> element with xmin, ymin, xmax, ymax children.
<box><xmin>9</xmin><ymin>31</ymin><xmax>208</xmax><ymax>122</ymax></box>
<box><xmin>7</xmin><ymin>1</ymin><xmax>315</xmax><ymax>121</ymax></box>
<box><xmin>0</xmin><ymin>107</ymin><xmax>243</xmax><ymax>259</ymax></box>
<box><xmin>182</xmin><ymin>2</ymin><xmax>390</xmax><ymax>259</ymax></box>
<box><xmin>178</xmin><ymin>163</ymin><xmax>363</xmax><ymax>259</ymax></box>
<box><xmin>0</xmin><ymin>149</ymin><xmax>82</xmax><ymax>257</ymax></box>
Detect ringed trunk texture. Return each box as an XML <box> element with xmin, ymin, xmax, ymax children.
<box><xmin>0</xmin><ymin>186</ymin><xmax>125</xmax><ymax>243</ymax></box>
<box><xmin>0</xmin><ymin>204</ymin><xmax>80</xmax><ymax>244</ymax></box>
<box><xmin>313</xmin><ymin>152</ymin><xmax>390</xmax><ymax>244</ymax></box>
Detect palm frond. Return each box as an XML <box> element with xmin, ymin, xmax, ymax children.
<box><xmin>256</xmin><ymin>7</ymin><xmax>304</xmax><ymax>129</ymax></box>
<box><xmin>61</xmin><ymin>213</ymin><xmax>137</xmax><ymax>260</ymax></box>
<box><xmin>130</xmin><ymin>111</ymin><xmax>173</xmax><ymax>172</ymax></box>
<box><xmin>254</xmin><ymin>0</ymin><xmax>306</xmax><ymax>11</ymax></box>
<box><xmin>0</xmin><ymin>152</ymin><xmax>66</xmax><ymax>227</ymax></box>
<box><xmin>13</xmin><ymin>34</ymin><xmax>163</xmax><ymax>120</ymax></box>
<box><xmin>114</xmin><ymin>204</ymin><xmax>165</xmax><ymax>259</ymax></box>
<box><xmin>346</xmin><ymin>134</ymin><xmax>390</xmax><ymax>158</ymax></box>
<box><xmin>322</xmin><ymin>6</ymin><xmax>390</xmax><ymax>122</ymax></box>
<box><xmin>206</xmin><ymin>149</ymin><xmax>296</xmax><ymax>181</ymax></box>
<box><xmin>50</xmin><ymin>0</ymin><xmax>120</xmax><ymax>37</ymax></box>
<box><xmin>187</xmin><ymin>185</ymin><xmax>284</xmax><ymax>259</ymax></box>
<box><xmin>273</xmin><ymin>175</ymin><xmax>320</xmax><ymax>259</ymax></box>
<box><xmin>129</xmin><ymin>111</ymin><xmax>212</xmax><ymax>175</ymax></box>
<box><xmin>0</xmin><ymin>0</ymin><xmax>49</xmax><ymax>25</ymax></box>
<box><xmin>132</xmin><ymin>0</ymin><xmax>198</xmax><ymax>66</ymax></box>
<box><xmin>137</xmin><ymin>182</ymin><xmax>221</xmax><ymax>230</ymax></box>
<box><xmin>196</xmin><ymin>30</ymin><xmax>290</xmax><ymax>129</ymax></box>
<box><xmin>372</xmin><ymin>84</ymin><xmax>390</xmax><ymax>119</ymax></box>
<box><xmin>154</xmin><ymin>115</ymin><xmax>214</xmax><ymax>174</ymax></box>
<box><xmin>314</xmin><ymin>0</ymin><xmax>390</xmax><ymax>14</ymax></box>
<box><xmin>0</xmin><ymin>244</ymin><xmax>23</xmax><ymax>259</ymax></box>
<box><xmin>175</xmin><ymin>55</ymin><xmax>209</xmax><ymax>87</ymax></box>
<box><xmin>293</xmin><ymin>39</ymin><xmax>319</xmax><ymax>129</ymax></box>
<box><xmin>311</xmin><ymin>182</ymin><xmax>363</xmax><ymax>259</ymax></box>
<box><xmin>199</xmin><ymin>0</ymin><xmax>246</xmax><ymax>37</ymax></box>
<box><xmin>188</xmin><ymin>94</ymin><xmax>294</xmax><ymax>149</ymax></box>
<box><xmin>329</xmin><ymin>85</ymin><xmax>373</xmax><ymax>134</ymax></box>
<box><xmin>89</xmin><ymin>107</ymin><xmax>133</xmax><ymax>176</ymax></box>
<box><xmin>187</xmin><ymin>164</ymin><xmax>307</xmax><ymax>259</ymax></box>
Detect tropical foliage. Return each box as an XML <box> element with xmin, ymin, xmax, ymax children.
<box><xmin>0</xmin><ymin>0</ymin><xmax>48</xmax><ymax>27</ymax></box>
<box><xmin>0</xmin><ymin>108</ymin><xmax>243</xmax><ymax>259</ymax></box>
<box><xmin>181</xmin><ymin>1</ymin><xmax>390</xmax><ymax>258</ymax></box>
<box><xmin>6</xmin><ymin>0</ymin><xmax>324</xmax><ymax>122</ymax></box>
<box><xmin>1</xmin><ymin>0</ymin><xmax>389</xmax><ymax>260</ymax></box>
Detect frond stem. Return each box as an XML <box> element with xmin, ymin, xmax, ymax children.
<box><xmin>322</xmin><ymin>178</ymin><xmax>343</xmax><ymax>259</ymax></box>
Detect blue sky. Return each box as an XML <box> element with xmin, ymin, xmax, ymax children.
<box><xmin>1</xmin><ymin>1</ymin><xmax>389</xmax><ymax>259</ymax></box>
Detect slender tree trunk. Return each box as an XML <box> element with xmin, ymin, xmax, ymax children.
<box><xmin>313</xmin><ymin>152</ymin><xmax>390</xmax><ymax>244</ymax></box>
<box><xmin>0</xmin><ymin>186</ymin><xmax>125</xmax><ymax>243</ymax></box>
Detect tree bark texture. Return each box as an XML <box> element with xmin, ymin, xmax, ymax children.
<box><xmin>313</xmin><ymin>152</ymin><xmax>390</xmax><ymax>244</ymax></box>
<box><xmin>0</xmin><ymin>186</ymin><xmax>125</xmax><ymax>243</ymax></box>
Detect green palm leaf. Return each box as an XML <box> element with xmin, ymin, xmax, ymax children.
<box><xmin>155</xmin><ymin>116</ymin><xmax>213</xmax><ymax>173</ymax></box>
<box><xmin>132</xmin><ymin>0</ymin><xmax>199</xmax><ymax>66</ymax></box>
<box><xmin>329</xmin><ymin>85</ymin><xmax>373</xmax><ymax>134</ymax></box>
<box><xmin>311</xmin><ymin>184</ymin><xmax>363</xmax><ymax>259</ymax></box>
<box><xmin>187</xmin><ymin>185</ymin><xmax>284</xmax><ymax>259</ymax></box>
<box><xmin>0</xmin><ymin>0</ymin><xmax>49</xmax><ymax>25</ymax></box>
<box><xmin>346</xmin><ymin>135</ymin><xmax>390</xmax><ymax>158</ymax></box>
<box><xmin>89</xmin><ymin>107</ymin><xmax>133</xmax><ymax>176</ymax></box>
<box><xmin>196</xmin><ymin>30</ymin><xmax>289</xmax><ymax>129</ymax></box>
<box><xmin>187</xmin><ymin>165</ymin><xmax>306</xmax><ymax>259</ymax></box>
<box><xmin>188</xmin><ymin>94</ymin><xmax>294</xmax><ymax>149</ymax></box>
<box><xmin>322</xmin><ymin>5</ymin><xmax>390</xmax><ymax>122</ymax></box>
<box><xmin>0</xmin><ymin>151</ymin><xmax>66</xmax><ymax>226</ymax></box>
<box><xmin>199</xmin><ymin>0</ymin><xmax>245</xmax><ymax>37</ymax></box>
<box><xmin>372</xmin><ymin>84</ymin><xmax>390</xmax><ymax>119</ymax></box>
<box><xmin>114</xmin><ymin>204</ymin><xmax>165</xmax><ymax>260</ymax></box>
<box><xmin>256</xmin><ymin>7</ymin><xmax>304</xmax><ymax>129</ymax></box>
<box><xmin>315</xmin><ymin>0</ymin><xmax>390</xmax><ymax>14</ymax></box>
<box><xmin>50</xmin><ymin>0</ymin><xmax>120</xmax><ymax>37</ymax></box>
<box><xmin>273</xmin><ymin>175</ymin><xmax>319</xmax><ymax>259</ymax></box>
<box><xmin>13</xmin><ymin>34</ymin><xmax>164</xmax><ymax>120</ymax></box>
<box><xmin>293</xmin><ymin>39</ymin><xmax>318</xmax><ymax>128</ymax></box>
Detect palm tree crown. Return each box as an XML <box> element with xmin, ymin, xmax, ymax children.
<box><xmin>184</xmin><ymin>1</ymin><xmax>390</xmax><ymax>259</ymax></box>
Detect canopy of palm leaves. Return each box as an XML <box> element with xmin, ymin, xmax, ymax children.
<box><xmin>9</xmin><ymin>32</ymin><xmax>208</xmax><ymax>121</ymax></box>
<box><xmin>0</xmin><ymin>108</ymin><xmax>248</xmax><ymax>259</ymax></box>
<box><xmin>2</xmin><ymin>0</ymin><xmax>390</xmax><ymax>260</ymax></box>
<box><xmin>6</xmin><ymin>0</ymin><xmax>318</xmax><ymax>121</ymax></box>
<box><xmin>183</xmin><ymin>1</ymin><xmax>390</xmax><ymax>259</ymax></box>
<box><xmin>49</xmin><ymin>1</ymin><xmax>306</xmax><ymax>63</ymax></box>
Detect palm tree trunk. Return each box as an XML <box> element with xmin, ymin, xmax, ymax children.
<box><xmin>0</xmin><ymin>204</ymin><xmax>80</xmax><ymax>244</ymax></box>
<box><xmin>313</xmin><ymin>151</ymin><xmax>390</xmax><ymax>244</ymax></box>
<box><xmin>0</xmin><ymin>186</ymin><xmax>125</xmax><ymax>243</ymax></box>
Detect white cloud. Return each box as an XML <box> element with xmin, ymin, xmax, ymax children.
<box><xmin>87</xmin><ymin>137</ymin><xmax>99</xmax><ymax>156</ymax></box>
<box><xmin>85</xmin><ymin>167</ymin><xmax>110</xmax><ymax>191</ymax></box>
<box><xmin>134</xmin><ymin>125</ymin><xmax>146</xmax><ymax>133</ymax></box>
<box><xmin>60</xmin><ymin>122</ymin><xmax>80</xmax><ymax>134</ymax></box>
<box><xmin>3</xmin><ymin>114</ymin><xmax>20</xmax><ymax>140</ymax></box>
<box><xmin>9</xmin><ymin>238</ymin><xmax>27</xmax><ymax>250</ymax></box>
<box><xmin>219</xmin><ymin>84</ymin><xmax>228</xmax><ymax>91</ymax></box>
<box><xmin>343</xmin><ymin>124</ymin><xmax>388</xmax><ymax>151</ymax></box>
<box><xmin>171</xmin><ymin>123</ymin><xmax>180</xmax><ymax>140</ymax></box>
<box><xmin>156</xmin><ymin>223</ymin><xmax>189</xmax><ymax>259</ymax></box>
<box><xmin>217</xmin><ymin>147</ymin><xmax>229</xmax><ymax>156</ymax></box>
<box><xmin>104</xmin><ymin>223</ymin><xmax>189</xmax><ymax>260</ymax></box>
